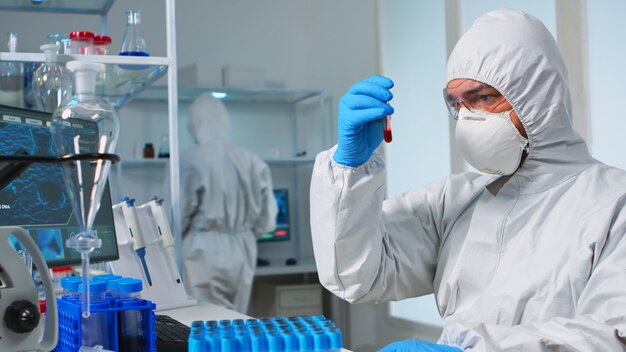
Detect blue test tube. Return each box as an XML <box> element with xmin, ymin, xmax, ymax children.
<box><xmin>93</xmin><ymin>274</ymin><xmax>122</xmax><ymax>298</ymax></box>
<box><xmin>117</xmin><ymin>278</ymin><xmax>145</xmax><ymax>352</ymax></box>
<box><xmin>60</xmin><ymin>276</ymin><xmax>82</xmax><ymax>300</ymax></box>
<box><xmin>79</xmin><ymin>280</ymin><xmax>111</xmax><ymax>349</ymax></box>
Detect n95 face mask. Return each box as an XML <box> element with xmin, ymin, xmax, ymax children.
<box><xmin>455</xmin><ymin>108</ymin><xmax>528</xmax><ymax>175</ymax></box>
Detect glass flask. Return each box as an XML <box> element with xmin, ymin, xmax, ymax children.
<box><xmin>0</xmin><ymin>32</ymin><xmax>24</xmax><ymax>108</ymax></box>
<box><xmin>119</xmin><ymin>10</ymin><xmax>149</xmax><ymax>70</ymax></box>
<box><xmin>50</xmin><ymin>61</ymin><xmax>119</xmax><ymax>318</ymax></box>
<box><xmin>33</xmin><ymin>44</ymin><xmax>73</xmax><ymax>113</ymax></box>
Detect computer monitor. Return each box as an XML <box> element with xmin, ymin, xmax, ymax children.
<box><xmin>258</xmin><ymin>188</ymin><xmax>289</xmax><ymax>242</ymax></box>
<box><xmin>0</xmin><ymin>105</ymin><xmax>118</xmax><ymax>267</ymax></box>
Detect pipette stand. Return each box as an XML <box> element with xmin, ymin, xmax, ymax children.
<box><xmin>109</xmin><ymin>203</ymin><xmax>195</xmax><ymax>310</ymax></box>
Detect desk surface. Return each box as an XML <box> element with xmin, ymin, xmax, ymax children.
<box><xmin>158</xmin><ymin>301</ymin><xmax>352</xmax><ymax>351</ymax></box>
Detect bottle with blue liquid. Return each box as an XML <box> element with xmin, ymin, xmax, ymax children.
<box><xmin>119</xmin><ymin>9</ymin><xmax>149</xmax><ymax>70</ymax></box>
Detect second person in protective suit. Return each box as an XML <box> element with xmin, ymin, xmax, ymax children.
<box><xmin>180</xmin><ymin>93</ymin><xmax>277</xmax><ymax>314</ymax></box>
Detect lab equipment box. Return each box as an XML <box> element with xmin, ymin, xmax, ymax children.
<box><xmin>252</xmin><ymin>282</ymin><xmax>322</xmax><ymax>318</ymax></box>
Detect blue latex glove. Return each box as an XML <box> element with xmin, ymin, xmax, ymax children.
<box><xmin>378</xmin><ymin>339</ymin><xmax>463</xmax><ymax>352</ymax></box>
<box><xmin>334</xmin><ymin>75</ymin><xmax>394</xmax><ymax>167</ymax></box>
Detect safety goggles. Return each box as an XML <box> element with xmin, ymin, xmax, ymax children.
<box><xmin>443</xmin><ymin>85</ymin><xmax>508</xmax><ymax>120</ymax></box>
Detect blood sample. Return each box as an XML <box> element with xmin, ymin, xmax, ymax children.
<box><xmin>384</xmin><ymin>115</ymin><xmax>393</xmax><ymax>143</ymax></box>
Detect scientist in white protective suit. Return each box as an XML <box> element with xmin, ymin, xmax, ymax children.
<box><xmin>179</xmin><ymin>93</ymin><xmax>277</xmax><ymax>314</ymax></box>
<box><xmin>310</xmin><ymin>9</ymin><xmax>626</xmax><ymax>352</ymax></box>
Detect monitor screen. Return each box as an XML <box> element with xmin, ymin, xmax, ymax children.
<box><xmin>258</xmin><ymin>188</ymin><xmax>289</xmax><ymax>242</ymax></box>
<box><xmin>0</xmin><ymin>105</ymin><xmax>118</xmax><ymax>267</ymax></box>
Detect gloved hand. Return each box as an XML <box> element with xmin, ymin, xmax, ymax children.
<box><xmin>334</xmin><ymin>75</ymin><xmax>394</xmax><ymax>167</ymax></box>
<box><xmin>378</xmin><ymin>339</ymin><xmax>463</xmax><ymax>352</ymax></box>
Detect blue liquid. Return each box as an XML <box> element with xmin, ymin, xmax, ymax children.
<box><xmin>118</xmin><ymin>51</ymin><xmax>150</xmax><ymax>70</ymax></box>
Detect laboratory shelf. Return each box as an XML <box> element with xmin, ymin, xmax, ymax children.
<box><xmin>137</xmin><ymin>85</ymin><xmax>322</xmax><ymax>104</ymax></box>
<box><xmin>0</xmin><ymin>0</ymin><xmax>114</xmax><ymax>15</ymax></box>
<box><xmin>0</xmin><ymin>52</ymin><xmax>169</xmax><ymax>108</ymax></box>
<box><xmin>113</xmin><ymin>158</ymin><xmax>313</xmax><ymax>167</ymax></box>
<box><xmin>114</xmin><ymin>159</ymin><xmax>169</xmax><ymax>167</ymax></box>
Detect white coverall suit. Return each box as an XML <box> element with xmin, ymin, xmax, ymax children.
<box><xmin>310</xmin><ymin>9</ymin><xmax>626</xmax><ymax>351</ymax></box>
<box><xmin>180</xmin><ymin>93</ymin><xmax>277</xmax><ymax>313</ymax></box>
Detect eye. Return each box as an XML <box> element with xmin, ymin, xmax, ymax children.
<box><xmin>476</xmin><ymin>94</ymin><xmax>494</xmax><ymax>102</ymax></box>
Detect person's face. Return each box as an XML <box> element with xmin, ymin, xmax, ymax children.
<box><xmin>445</xmin><ymin>79</ymin><xmax>527</xmax><ymax>138</ymax></box>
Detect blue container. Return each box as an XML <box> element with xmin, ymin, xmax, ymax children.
<box><xmin>117</xmin><ymin>278</ymin><xmax>145</xmax><ymax>352</ymax></box>
<box><xmin>53</xmin><ymin>279</ymin><xmax>156</xmax><ymax>352</ymax></box>
<box><xmin>188</xmin><ymin>316</ymin><xmax>343</xmax><ymax>352</ymax></box>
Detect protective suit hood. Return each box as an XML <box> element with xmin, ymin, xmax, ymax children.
<box><xmin>447</xmin><ymin>9</ymin><xmax>593</xmax><ymax>193</ymax></box>
<box><xmin>188</xmin><ymin>93</ymin><xmax>231</xmax><ymax>145</ymax></box>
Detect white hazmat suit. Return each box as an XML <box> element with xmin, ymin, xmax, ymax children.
<box><xmin>310</xmin><ymin>9</ymin><xmax>626</xmax><ymax>351</ymax></box>
<box><xmin>180</xmin><ymin>93</ymin><xmax>277</xmax><ymax>313</ymax></box>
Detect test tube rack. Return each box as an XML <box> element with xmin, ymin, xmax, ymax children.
<box><xmin>188</xmin><ymin>315</ymin><xmax>343</xmax><ymax>352</ymax></box>
<box><xmin>53</xmin><ymin>296</ymin><xmax>157</xmax><ymax>352</ymax></box>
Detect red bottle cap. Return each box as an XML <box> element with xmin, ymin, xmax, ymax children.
<box><xmin>94</xmin><ymin>35</ymin><xmax>112</xmax><ymax>45</ymax></box>
<box><xmin>69</xmin><ymin>31</ymin><xmax>95</xmax><ymax>41</ymax></box>
<box><xmin>51</xmin><ymin>265</ymin><xmax>72</xmax><ymax>273</ymax></box>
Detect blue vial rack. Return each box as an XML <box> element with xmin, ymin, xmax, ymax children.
<box><xmin>54</xmin><ymin>296</ymin><xmax>157</xmax><ymax>352</ymax></box>
<box><xmin>189</xmin><ymin>315</ymin><xmax>343</xmax><ymax>352</ymax></box>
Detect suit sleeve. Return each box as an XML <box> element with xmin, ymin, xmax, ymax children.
<box><xmin>310</xmin><ymin>147</ymin><xmax>452</xmax><ymax>303</ymax></box>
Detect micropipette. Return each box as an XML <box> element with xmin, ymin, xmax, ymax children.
<box><xmin>144</xmin><ymin>197</ymin><xmax>181</xmax><ymax>285</ymax></box>
<box><xmin>119</xmin><ymin>197</ymin><xmax>152</xmax><ymax>286</ymax></box>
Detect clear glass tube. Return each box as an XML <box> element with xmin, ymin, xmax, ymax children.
<box><xmin>0</xmin><ymin>32</ymin><xmax>24</xmax><ymax>108</ymax></box>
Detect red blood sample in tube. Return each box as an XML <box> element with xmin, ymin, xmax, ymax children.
<box><xmin>384</xmin><ymin>115</ymin><xmax>393</xmax><ymax>143</ymax></box>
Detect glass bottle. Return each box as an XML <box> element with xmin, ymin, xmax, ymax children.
<box><xmin>143</xmin><ymin>143</ymin><xmax>154</xmax><ymax>158</ymax></box>
<box><xmin>0</xmin><ymin>32</ymin><xmax>24</xmax><ymax>108</ymax></box>
<box><xmin>158</xmin><ymin>134</ymin><xmax>169</xmax><ymax>158</ymax></box>
<box><xmin>33</xmin><ymin>44</ymin><xmax>73</xmax><ymax>113</ymax></box>
<box><xmin>119</xmin><ymin>10</ymin><xmax>149</xmax><ymax>70</ymax></box>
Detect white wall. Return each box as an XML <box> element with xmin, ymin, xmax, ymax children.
<box><xmin>587</xmin><ymin>1</ymin><xmax>626</xmax><ymax>169</ymax></box>
<box><xmin>379</xmin><ymin>0</ymin><xmax>449</xmax><ymax>334</ymax></box>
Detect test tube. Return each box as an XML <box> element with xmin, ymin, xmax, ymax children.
<box><xmin>384</xmin><ymin>115</ymin><xmax>393</xmax><ymax>143</ymax></box>
<box><xmin>60</xmin><ymin>276</ymin><xmax>82</xmax><ymax>300</ymax></box>
<box><xmin>93</xmin><ymin>273</ymin><xmax>122</xmax><ymax>298</ymax></box>
<box><xmin>117</xmin><ymin>278</ymin><xmax>145</xmax><ymax>352</ymax></box>
<box><xmin>79</xmin><ymin>280</ymin><xmax>111</xmax><ymax>349</ymax></box>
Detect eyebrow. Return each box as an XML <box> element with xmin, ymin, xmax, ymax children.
<box><xmin>462</xmin><ymin>84</ymin><xmax>492</xmax><ymax>96</ymax></box>
<box><xmin>445</xmin><ymin>83</ymin><xmax>492</xmax><ymax>99</ymax></box>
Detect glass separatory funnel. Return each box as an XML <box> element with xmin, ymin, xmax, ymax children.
<box><xmin>50</xmin><ymin>61</ymin><xmax>119</xmax><ymax>318</ymax></box>
<box><xmin>33</xmin><ymin>44</ymin><xmax>73</xmax><ymax>113</ymax></box>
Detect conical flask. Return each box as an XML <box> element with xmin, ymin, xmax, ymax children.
<box><xmin>120</xmin><ymin>9</ymin><xmax>149</xmax><ymax>56</ymax></box>
<box><xmin>119</xmin><ymin>9</ymin><xmax>149</xmax><ymax>71</ymax></box>
<box><xmin>33</xmin><ymin>44</ymin><xmax>73</xmax><ymax>113</ymax></box>
<box><xmin>50</xmin><ymin>61</ymin><xmax>119</xmax><ymax>318</ymax></box>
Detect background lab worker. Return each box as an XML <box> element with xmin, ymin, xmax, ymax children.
<box><xmin>310</xmin><ymin>9</ymin><xmax>626</xmax><ymax>351</ymax></box>
<box><xmin>179</xmin><ymin>93</ymin><xmax>277</xmax><ymax>314</ymax></box>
